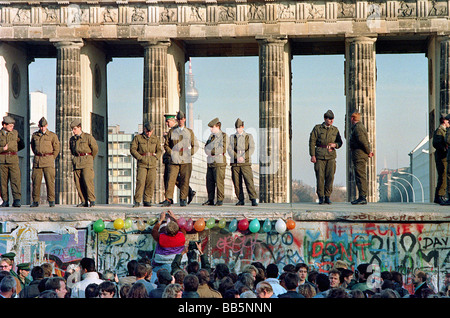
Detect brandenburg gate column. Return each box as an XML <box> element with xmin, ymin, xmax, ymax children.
<box><xmin>345</xmin><ymin>36</ymin><xmax>377</xmax><ymax>203</ymax></box>
<box><xmin>257</xmin><ymin>36</ymin><xmax>292</xmax><ymax>203</ymax></box>
<box><xmin>142</xmin><ymin>40</ymin><xmax>171</xmax><ymax>204</ymax></box>
<box><xmin>53</xmin><ymin>40</ymin><xmax>83</xmax><ymax>205</ymax></box>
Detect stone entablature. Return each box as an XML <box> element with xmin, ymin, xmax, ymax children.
<box><xmin>0</xmin><ymin>1</ymin><xmax>449</xmax><ymax>29</ymax></box>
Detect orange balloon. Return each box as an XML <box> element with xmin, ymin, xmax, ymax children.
<box><xmin>286</xmin><ymin>219</ymin><xmax>296</xmax><ymax>230</ymax></box>
<box><xmin>194</xmin><ymin>218</ymin><xmax>206</xmax><ymax>232</ymax></box>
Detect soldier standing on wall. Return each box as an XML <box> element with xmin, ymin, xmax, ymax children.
<box><xmin>433</xmin><ymin>114</ymin><xmax>449</xmax><ymax>205</ymax></box>
<box><xmin>70</xmin><ymin>119</ymin><xmax>98</xmax><ymax>208</ymax></box>
<box><xmin>130</xmin><ymin>122</ymin><xmax>162</xmax><ymax>207</ymax></box>
<box><xmin>308</xmin><ymin>110</ymin><xmax>343</xmax><ymax>204</ymax></box>
<box><xmin>0</xmin><ymin>116</ymin><xmax>25</xmax><ymax>207</ymax></box>
<box><xmin>30</xmin><ymin>117</ymin><xmax>60</xmax><ymax>207</ymax></box>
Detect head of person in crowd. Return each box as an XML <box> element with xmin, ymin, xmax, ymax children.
<box><xmin>45</xmin><ymin>277</ymin><xmax>68</xmax><ymax>298</ymax></box>
<box><xmin>85</xmin><ymin>283</ymin><xmax>100</xmax><ymax>298</ymax></box>
<box><xmin>0</xmin><ymin>275</ymin><xmax>16</xmax><ymax>298</ymax></box>
<box><xmin>329</xmin><ymin>268</ymin><xmax>341</xmax><ymax>288</ymax></box>
<box><xmin>283</xmin><ymin>272</ymin><xmax>300</xmax><ymax>291</ymax></box>
<box><xmin>127</xmin><ymin>282</ymin><xmax>148</xmax><ymax>298</ymax></box>
<box><xmin>162</xmin><ymin>283</ymin><xmax>183</xmax><ymax>298</ymax></box>
<box><xmin>99</xmin><ymin>281</ymin><xmax>117</xmax><ymax>298</ymax></box>
<box><xmin>256</xmin><ymin>281</ymin><xmax>274</xmax><ymax>298</ymax></box>
<box><xmin>298</xmin><ymin>283</ymin><xmax>316</xmax><ymax>298</ymax></box>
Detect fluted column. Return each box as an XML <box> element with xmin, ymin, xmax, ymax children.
<box><xmin>54</xmin><ymin>40</ymin><xmax>83</xmax><ymax>205</ymax></box>
<box><xmin>142</xmin><ymin>39</ymin><xmax>171</xmax><ymax>203</ymax></box>
<box><xmin>440</xmin><ymin>37</ymin><xmax>450</xmax><ymax>114</ymax></box>
<box><xmin>258</xmin><ymin>37</ymin><xmax>291</xmax><ymax>203</ymax></box>
<box><xmin>345</xmin><ymin>36</ymin><xmax>377</xmax><ymax>202</ymax></box>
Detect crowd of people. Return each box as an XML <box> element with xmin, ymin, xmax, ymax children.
<box><xmin>1</xmin><ymin>249</ymin><xmax>449</xmax><ymax>299</ymax></box>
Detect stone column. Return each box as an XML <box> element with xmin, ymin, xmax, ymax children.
<box><xmin>142</xmin><ymin>40</ymin><xmax>171</xmax><ymax>203</ymax></box>
<box><xmin>345</xmin><ymin>36</ymin><xmax>377</xmax><ymax>202</ymax></box>
<box><xmin>440</xmin><ymin>37</ymin><xmax>450</xmax><ymax>115</ymax></box>
<box><xmin>258</xmin><ymin>37</ymin><xmax>291</xmax><ymax>203</ymax></box>
<box><xmin>54</xmin><ymin>40</ymin><xmax>83</xmax><ymax>205</ymax></box>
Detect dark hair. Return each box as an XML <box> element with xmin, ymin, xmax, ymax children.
<box><xmin>266</xmin><ymin>264</ymin><xmax>279</xmax><ymax>278</ymax></box>
<box><xmin>45</xmin><ymin>277</ymin><xmax>65</xmax><ymax>291</ymax></box>
<box><xmin>135</xmin><ymin>263</ymin><xmax>148</xmax><ymax>278</ymax></box>
<box><xmin>196</xmin><ymin>269</ymin><xmax>210</xmax><ymax>285</ymax></box>
<box><xmin>127</xmin><ymin>260</ymin><xmax>138</xmax><ymax>276</ymax></box>
<box><xmin>183</xmin><ymin>274</ymin><xmax>199</xmax><ymax>292</ymax></box>
<box><xmin>127</xmin><ymin>282</ymin><xmax>148</xmax><ymax>298</ymax></box>
<box><xmin>85</xmin><ymin>283</ymin><xmax>100</xmax><ymax>298</ymax></box>
<box><xmin>284</xmin><ymin>272</ymin><xmax>300</xmax><ymax>290</ymax></box>
<box><xmin>295</xmin><ymin>263</ymin><xmax>308</xmax><ymax>272</ymax></box>
<box><xmin>186</xmin><ymin>261</ymin><xmax>200</xmax><ymax>274</ymax></box>
<box><xmin>80</xmin><ymin>258</ymin><xmax>96</xmax><ymax>272</ymax></box>
<box><xmin>31</xmin><ymin>266</ymin><xmax>45</xmax><ymax>280</ymax></box>
<box><xmin>340</xmin><ymin>269</ymin><xmax>354</xmax><ymax>283</ymax></box>
<box><xmin>316</xmin><ymin>273</ymin><xmax>330</xmax><ymax>292</ymax></box>
<box><xmin>327</xmin><ymin>287</ymin><xmax>350</xmax><ymax>298</ymax></box>
<box><xmin>223</xmin><ymin>289</ymin><xmax>239</xmax><ymax>298</ymax></box>
<box><xmin>214</xmin><ymin>263</ymin><xmax>230</xmax><ymax>280</ymax></box>
<box><xmin>99</xmin><ymin>281</ymin><xmax>117</xmax><ymax>295</ymax></box>
<box><xmin>283</xmin><ymin>264</ymin><xmax>296</xmax><ymax>273</ymax></box>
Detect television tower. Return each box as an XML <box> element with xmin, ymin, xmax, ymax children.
<box><xmin>185</xmin><ymin>58</ymin><xmax>199</xmax><ymax>129</ymax></box>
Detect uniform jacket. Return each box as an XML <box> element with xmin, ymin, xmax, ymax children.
<box><xmin>309</xmin><ymin>123</ymin><xmax>343</xmax><ymax>160</ymax></box>
<box><xmin>31</xmin><ymin>129</ymin><xmax>60</xmax><ymax>168</ymax></box>
<box><xmin>228</xmin><ymin>131</ymin><xmax>255</xmax><ymax>166</ymax></box>
<box><xmin>433</xmin><ymin>125</ymin><xmax>448</xmax><ymax>161</ymax></box>
<box><xmin>70</xmin><ymin>132</ymin><xmax>98</xmax><ymax>169</ymax></box>
<box><xmin>0</xmin><ymin>129</ymin><xmax>25</xmax><ymax>164</ymax></box>
<box><xmin>164</xmin><ymin>126</ymin><xmax>198</xmax><ymax>165</ymax></box>
<box><xmin>349</xmin><ymin>121</ymin><xmax>372</xmax><ymax>161</ymax></box>
<box><xmin>205</xmin><ymin>131</ymin><xmax>227</xmax><ymax>167</ymax></box>
<box><xmin>130</xmin><ymin>133</ymin><xmax>162</xmax><ymax>168</ymax></box>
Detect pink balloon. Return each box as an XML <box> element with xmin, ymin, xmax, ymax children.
<box><xmin>178</xmin><ymin>217</ymin><xmax>187</xmax><ymax>229</ymax></box>
<box><xmin>185</xmin><ymin>218</ymin><xmax>194</xmax><ymax>232</ymax></box>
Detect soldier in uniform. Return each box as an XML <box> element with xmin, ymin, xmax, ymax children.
<box><xmin>433</xmin><ymin>114</ymin><xmax>449</xmax><ymax>205</ymax></box>
<box><xmin>130</xmin><ymin>122</ymin><xmax>162</xmax><ymax>207</ymax></box>
<box><xmin>0</xmin><ymin>116</ymin><xmax>25</xmax><ymax>207</ymax></box>
<box><xmin>203</xmin><ymin>118</ymin><xmax>227</xmax><ymax>206</ymax></box>
<box><xmin>349</xmin><ymin>112</ymin><xmax>374</xmax><ymax>205</ymax></box>
<box><xmin>162</xmin><ymin>113</ymin><xmax>196</xmax><ymax>204</ymax></box>
<box><xmin>30</xmin><ymin>117</ymin><xmax>60</xmax><ymax>207</ymax></box>
<box><xmin>161</xmin><ymin>111</ymin><xmax>198</xmax><ymax>207</ymax></box>
<box><xmin>309</xmin><ymin>110</ymin><xmax>343</xmax><ymax>204</ymax></box>
<box><xmin>228</xmin><ymin>118</ymin><xmax>258</xmax><ymax>206</ymax></box>
<box><xmin>69</xmin><ymin>119</ymin><xmax>98</xmax><ymax>207</ymax></box>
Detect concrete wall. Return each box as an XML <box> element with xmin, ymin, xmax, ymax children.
<box><xmin>1</xmin><ymin>213</ymin><xmax>449</xmax><ymax>293</ymax></box>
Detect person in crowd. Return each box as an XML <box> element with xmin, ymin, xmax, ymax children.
<box><xmin>71</xmin><ymin>257</ymin><xmax>103</xmax><ymax>298</ymax></box>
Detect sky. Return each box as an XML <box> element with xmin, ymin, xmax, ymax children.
<box><xmin>28</xmin><ymin>53</ymin><xmax>428</xmax><ymax>187</ymax></box>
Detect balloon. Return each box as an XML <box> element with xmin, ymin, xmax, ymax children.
<box><xmin>229</xmin><ymin>218</ymin><xmax>238</xmax><ymax>232</ymax></box>
<box><xmin>238</xmin><ymin>218</ymin><xmax>249</xmax><ymax>231</ymax></box>
<box><xmin>206</xmin><ymin>218</ymin><xmax>216</xmax><ymax>229</ymax></box>
<box><xmin>178</xmin><ymin>217</ymin><xmax>187</xmax><ymax>229</ymax></box>
<box><xmin>194</xmin><ymin>218</ymin><xmax>206</xmax><ymax>232</ymax></box>
<box><xmin>185</xmin><ymin>218</ymin><xmax>194</xmax><ymax>232</ymax></box>
<box><xmin>249</xmin><ymin>219</ymin><xmax>260</xmax><ymax>233</ymax></box>
<box><xmin>286</xmin><ymin>219</ymin><xmax>296</xmax><ymax>230</ymax></box>
<box><xmin>114</xmin><ymin>218</ymin><xmax>125</xmax><ymax>230</ymax></box>
<box><xmin>262</xmin><ymin>219</ymin><xmax>272</xmax><ymax>233</ymax></box>
<box><xmin>93</xmin><ymin>219</ymin><xmax>105</xmax><ymax>233</ymax></box>
<box><xmin>148</xmin><ymin>217</ymin><xmax>158</xmax><ymax>226</ymax></box>
<box><xmin>275</xmin><ymin>219</ymin><xmax>286</xmax><ymax>234</ymax></box>
<box><xmin>218</xmin><ymin>218</ymin><xmax>227</xmax><ymax>229</ymax></box>
<box><xmin>124</xmin><ymin>218</ymin><xmax>132</xmax><ymax>229</ymax></box>
<box><xmin>136</xmin><ymin>219</ymin><xmax>146</xmax><ymax>231</ymax></box>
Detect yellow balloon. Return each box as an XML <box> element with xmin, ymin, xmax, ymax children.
<box><xmin>113</xmin><ymin>218</ymin><xmax>124</xmax><ymax>230</ymax></box>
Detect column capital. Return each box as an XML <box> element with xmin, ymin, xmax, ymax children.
<box><xmin>345</xmin><ymin>36</ymin><xmax>377</xmax><ymax>44</ymax></box>
<box><xmin>256</xmin><ymin>35</ymin><xmax>288</xmax><ymax>45</ymax></box>
<box><xmin>51</xmin><ymin>39</ymin><xmax>84</xmax><ymax>49</ymax></box>
<box><xmin>139</xmin><ymin>38</ymin><xmax>171</xmax><ymax>48</ymax></box>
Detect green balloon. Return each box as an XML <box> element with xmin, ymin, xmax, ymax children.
<box><xmin>249</xmin><ymin>219</ymin><xmax>261</xmax><ymax>233</ymax></box>
<box><xmin>218</xmin><ymin>218</ymin><xmax>227</xmax><ymax>229</ymax></box>
<box><xmin>93</xmin><ymin>219</ymin><xmax>105</xmax><ymax>233</ymax></box>
<box><xmin>229</xmin><ymin>218</ymin><xmax>238</xmax><ymax>232</ymax></box>
<box><xmin>124</xmin><ymin>218</ymin><xmax>133</xmax><ymax>229</ymax></box>
<box><xmin>206</xmin><ymin>217</ymin><xmax>216</xmax><ymax>229</ymax></box>
<box><xmin>262</xmin><ymin>219</ymin><xmax>272</xmax><ymax>233</ymax></box>
<box><xmin>148</xmin><ymin>217</ymin><xmax>158</xmax><ymax>225</ymax></box>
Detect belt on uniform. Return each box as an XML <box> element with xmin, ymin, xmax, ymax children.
<box><xmin>316</xmin><ymin>145</ymin><xmax>328</xmax><ymax>148</ymax></box>
<box><xmin>0</xmin><ymin>152</ymin><xmax>17</xmax><ymax>155</ymax></box>
<box><xmin>36</xmin><ymin>153</ymin><xmax>54</xmax><ymax>157</ymax></box>
<box><xmin>140</xmin><ymin>153</ymin><xmax>154</xmax><ymax>156</ymax></box>
<box><xmin>76</xmin><ymin>152</ymin><xmax>92</xmax><ymax>156</ymax></box>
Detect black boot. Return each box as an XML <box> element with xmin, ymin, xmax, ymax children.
<box><xmin>435</xmin><ymin>194</ymin><xmax>447</xmax><ymax>205</ymax></box>
<box><xmin>324</xmin><ymin>196</ymin><xmax>331</xmax><ymax>204</ymax></box>
<box><xmin>30</xmin><ymin>202</ymin><xmax>39</xmax><ymax>208</ymax></box>
<box><xmin>133</xmin><ymin>202</ymin><xmax>140</xmax><ymax>208</ymax></box>
<box><xmin>180</xmin><ymin>199</ymin><xmax>187</xmax><ymax>207</ymax></box>
<box><xmin>12</xmin><ymin>199</ymin><xmax>21</xmax><ymax>207</ymax></box>
<box><xmin>318</xmin><ymin>197</ymin><xmax>324</xmax><ymax>204</ymax></box>
<box><xmin>143</xmin><ymin>201</ymin><xmax>152</xmax><ymax>207</ymax></box>
<box><xmin>187</xmin><ymin>188</ymin><xmax>196</xmax><ymax>204</ymax></box>
<box><xmin>251</xmin><ymin>199</ymin><xmax>258</xmax><ymax>206</ymax></box>
<box><xmin>351</xmin><ymin>196</ymin><xmax>367</xmax><ymax>205</ymax></box>
<box><xmin>235</xmin><ymin>200</ymin><xmax>245</xmax><ymax>206</ymax></box>
<box><xmin>1</xmin><ymin>201</ymin><xmax>9</xmax><ymax>207</ymax></box>
<box><xmin>202</xmin><ymin>200</ymin><xmax>214</xmax><ymax>206</ymax></box>
<box><xmin>49</xmin><ymin>201</ymin><xmax>55</xmax><ymax>207</ymax></box>
<box><xmin>161</xmin><ymin>199</ymin><xmax>173</xmax><ymax>207</ymax></box>
<box><xmin>215</xmin><ymin>200</ymin><xmax>223</xmax><ymax>206</ymax></box>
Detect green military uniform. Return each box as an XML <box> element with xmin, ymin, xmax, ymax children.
<box><xmin>16</xmin><ymin>262</ymin><xmax>31</xmax><ymax>290</ymax></box>
<box><xmin>0</xmin><ymin>116</ymin><xmax>25</xmax><ymax>207</ymax></box>
<box><xmin>204</xmin><ymin>118</ymin><xmax>227</xmax><ymax>206</ymax></box>
<box><xmin>30</xmin><ymin>117</ymin><xmax>60</xmax><ymax>207</ymax></box>
<box><xmin>309</xmin><ymin>111</ymin><xmax>343</xmax><ymax>203</ymax></box>
<box><xmin>163</xmin><ymin>111</ymin><xmax>198</xmax><ymax>206</ymax></box>
<box><xmin>433</xmin><ymin>120</ymin><xmax>448</xmax><ymax>204</ymax></box>
<box><xmin>349</xmin><ymin>120</ymin><xmax>372</xmax><ymax>204</ymax></box>
<box><xmin>228</xmin><ymin>118</ymin><xmax>258</xmax><ymax>206</ymax></box>
<box><xmin>130</xmin><ymin>123</ymin><xmax>162</xmax><ymax>206</ymax></box>
<box><xmin>69</xmin><ymin>119</ymin><xmax>98</xmax><ymax>207</ymax></box>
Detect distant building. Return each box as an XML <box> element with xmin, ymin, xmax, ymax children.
<box><xmin>108</xmin><ymin>125</ymin><xmax>136</xmax><ymax>204</ymax></box>
<box><xmin>409</xmin><ymin>136</ymin><xmax>430</xmax><ymax>203</ymax></box>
